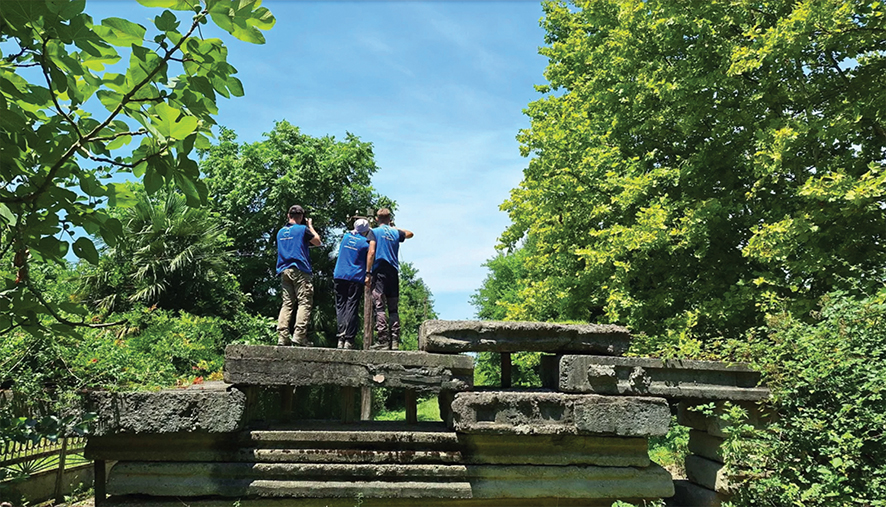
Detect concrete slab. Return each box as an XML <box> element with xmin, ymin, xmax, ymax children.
<box><xmin>100</xmin><ymin>495</ymin><xmax>620</xmax><ymax>506</ymax></box>
<box><xmin>106</xmin><ymin>462</ymin><xmax>673</xmax><ymax>502</ymax></box>
<box><xmin>685</xmin><ymin>455</ymin><xmax>732</xmax><ymax>494</ymax></box>
<box><xmin>669</xmin><ymin>479</ymin><xmax>726</xmax><ymax>507</ymax></box>
<box><xmin>677</xmin><ymin>401</ymin><xmax>769</xmax><ymax>438</ymax></box>
<box><xmin>458</xmin><ymin>434</ymin><xmax>650</xmax><ymax>466</ymax></box>
<box><xmin>451</xmin><ymin>392</ymin><xmax>670</xmax><ymax>437</ymax></box>
<box><xmin>466</xmin><ymin>464</ymin><xmax>674</xmax><ymax>500</ymax></box>
<box><xmin>107</xmin><ymin>462</ymin><xmax>470</xmax><ymax>497</ymax></box>
<box><xmin>225</xmin><ymin>345</ymin><xmax>473</xmax><ymax>394</ymax></box>
<box><xmin>555</xmin><ymin>355</ymin><xmax>768</xmax><ymax>402</ymax></box>
<box><xmin>689</xmin><ymin>429</ymin><xmax>725</xmax><ymax>463</ymax></box>
<box><xmin>84</xmin><ymin>387</ymin><xmax>246</xmax><ymax>436</ymax></box>
<box><xmin>419</xmin><ymin>320</ymin><xmax>631</xmax><ymax>355</ymax></box>
<box><xmin>86</xmin><ymin>433</ymin><xmax>238</xmax><ymax>461</ymax></box>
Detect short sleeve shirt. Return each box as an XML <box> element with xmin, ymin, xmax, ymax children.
<box><xmin>333</xmin><ymin>230</ymin><xmax>376</xmax><ymax>282</ymax></box>
<box><xmin>372</xmin><ymin>225</ymin><xmax>406</xmax><ymax>272</ymax></box>
<box><xmin>276</xmin><ymin>223</ymin><xmax>315</xmax><ymax>275</ymax></box>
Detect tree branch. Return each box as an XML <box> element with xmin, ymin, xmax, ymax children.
<box><xmin>40</xmin><ymin>37</ymin><xmax>84</xmax><ymax>142</ymax></box>
<box><xmin>90</xmin><ymin>130</ymin><xmax>148</xmax><ymax>143</ymax></box>
<box><xmin>24</xmin><ymin>278</ymin><xmax>126</xmax><ymax>330</ymax></box>
<box><xmin>0</xmin><ymin>9</ymin><xmax>207</xmax><ymax>205</ymax></box>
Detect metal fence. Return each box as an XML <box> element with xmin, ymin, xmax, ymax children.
<box><xmin>1</xmin><ymin>390</ymin><xmax>91</xmax><ymax>503</ymax></box>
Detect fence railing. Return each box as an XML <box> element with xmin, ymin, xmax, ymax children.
<box><xmin>1</xmin><ymin>390</ymin><xmax>92</xmax><ymax>503</ymax></box>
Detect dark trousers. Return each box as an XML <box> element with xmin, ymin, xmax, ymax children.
<box><xmin>372</xmin><ymin>262</ymin><xmax>400</xmax><ymax>345</ymax></box>
<box><xmin>335</xmin><ymin>279</ymin><xmax>362</xmax><ymax>343</ymax></box>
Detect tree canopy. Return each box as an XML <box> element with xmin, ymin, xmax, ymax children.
<box><xmin>0</xmin><ymin>0</ymin><xmax>274</xmax><ymax>336</ymax></box>
<box><xmin>493</xmin><ymin>0</ymin><xmax>886</xmax><ymax>342</ymax></box>
<box><xmin>200</xmin><ymin>121</ymin><xmax>393</xmax><ymax>339</ymax></box>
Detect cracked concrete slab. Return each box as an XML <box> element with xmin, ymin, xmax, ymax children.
<box><xmin>419</xmin><ymin>320</ymin><xmax>631</xmax><ymax>354</ymax></box>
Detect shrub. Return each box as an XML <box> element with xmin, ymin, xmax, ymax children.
<box><xmin>722</xmin><ymin>293</ymin><xmax>886</xmax><ymax>506</ymax></box>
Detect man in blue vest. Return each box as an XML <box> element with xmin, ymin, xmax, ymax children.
<box><xmin>370</xmin><ymin>208</ymin><xmax>413</xmax><ymax>350</ymax></box>
<box><xmin>333</xmin><ymin>219</ymin><xmax>376</xmax><ymax>349</ymax></box>
<box><xmin>276</xmin><ymin>205</ymin><xmax>321</xmax><ymax>346</ymax></box>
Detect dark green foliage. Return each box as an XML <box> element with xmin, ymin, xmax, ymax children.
<box><xmin>722</xmin><ymin>293</ymin><xmax>886</xmax><ymax>506</ymax></box>
<box><xmin>396</xmin><ymin>262</ymin><xmax>437</xmax><ymax>351</ymax></box>
<box><xmin>0</xmin><ymin>0</ymin><xmax>274</xmax><ymax>337</ymax></box>
<box><xmin>77</xmin><ymin>186</ymin><xmax>245</xmax><ymax>318</ymax></box>
<box><xmin>200</xmin><ymin>123</ymin><xmax>392</xmax><ymax>330</ymax></box>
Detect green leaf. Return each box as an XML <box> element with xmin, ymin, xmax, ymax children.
<box><xmin>73</xmin><ymin>237</ymin><xmax>100</xmax><ymax>265</ymax></box>
<box><xmin>151</xmin><ymin>102</ymin><xmax>198</xmax><ymax>140</ymax></box>
<box><xmin>174</xmin><ymin>171</ymin><xmax>202</xmax><ymax>206</ymax></box>
<box><xmin>96</xmin><ymin>17</ymin><xmax>147</xmax><ymax>47</ymax></box>
<box><xmin>59</xmin><ymin>301</ymin><xmax>88</xmax><ymax>316</ymax></box>
<box><xmin>107</xmin><ymin>183</ymin><xmax>138</xmax><ymax>208</ymax></box>
<box><xmin>144</xmin><ymin>166</ymin><xmax>165</xmax><ymax>195</ymax></box>
<box><xmin>36</xmin><ymin>237</ymin><xmax>68</xmax><ymax>261</ymax></box>
<box><xmin>136</xmin><ymin>0</ymin><xmax>196</xmax><ymax>10</ymax></box>
<box><xmin>0</xmin><ymin>204</ymin><xmax>17</xmax><ymax>227</ymax></box>
<box><xmin>154</xmin><ymin>10</ymin><xmax>180</xmax><ymax>32</ymax></box>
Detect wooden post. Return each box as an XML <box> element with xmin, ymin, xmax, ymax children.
<box><xmin>54</xmin><ymin>437</ymin><xmax>68</xmax><ymax>504</ymax></box>
<box><xmin>94</xmin><ymin>459</ymin><xmax>106</xmax><ymax>504</ymax></box>
<box><xmin>405</xmin><ymin>389</ymin><xmax>418</xmax><ymax>424</ymax></box>
<box><xmin>360</xmin><ymin>282</ymin><xmax>373</xmax><ymax>420</ymax></box>
<box><xmin>501</xmin><ymin>352</ymin><xmax>512</xmax><ymax>388</ymax></box>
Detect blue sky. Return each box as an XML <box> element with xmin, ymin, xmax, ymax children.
<box><xmin>87</xmin><ymin>1</ymin><xmax>550</xmax><ymax>320</ymax></box>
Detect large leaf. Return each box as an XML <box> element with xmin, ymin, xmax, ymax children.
<box><xmin>108</xmin><ymin>183</ymin><xmax>138</xmax><ymax>208</ymax></box>
<box><xmin>151</xmin><ymin>102</ymin><xmax>198</xmax><ymax>140</ymax></box>
<box><xmin>73</xmin><ymin>237</ymin><xmax>100</xmax><ymax>265</ymax></box>
<box><xmin>95</xmin><ymin>18</ymin><xmax>147</xmax><ymax>47</ymax></box>
<box><xmin>136</xmin><ymin>0</ymin><xmax>197</xmax><ymax>10</ymax></box>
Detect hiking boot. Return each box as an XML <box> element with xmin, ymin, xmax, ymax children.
<box><xmin>391</xmin><ymin>339</ymin><xmax>400</xmax><ymax>351</ymax></box>
<box><xmin>342</xmin><ymin>340</ymin><xmax>354</xmax><ymax>350</ymax></box>
<box><xmin>336</xmin><ymin>338</ymin><xmax>345</xmax><ymax>349</ymax></box>
<box><xmin>369</xmin><ymin>340</ymin><xmax>389</xmax><ymax>350</ymax></box>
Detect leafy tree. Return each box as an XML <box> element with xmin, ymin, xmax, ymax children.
<box><xmin>200</xmin><ymin>122</ymin><xmax>392</xmax><ymax>340</ymax></box>
<box><xmin>497</xmin><ymin>0</ymin><xmax>886</xmax><ymax>342</ymax></box>
<box><xmin>396</xmin><ymin>262</ymin><xmax>437</xmax><ymax>350</ymax></box>
<box><xmin>78</xmin><ymin>186</ymin><xmax>243</xmax><ymax>317</ymax></box>
<box><xmin>471</xmin><ymin>246</ymin><xmax>531</xmax><ymax>321</ymax></box>
<box><xmin>0</xmin><ymin>0</ymin><xmax>274</xmax><ymax>336</ymax></box>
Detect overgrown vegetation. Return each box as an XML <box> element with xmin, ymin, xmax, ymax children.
<box><xmin>718</xmin><ymin>293</ymin><xmax>886</xmax><ymax>506</ymax></box>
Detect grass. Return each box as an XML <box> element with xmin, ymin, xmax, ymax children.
<box><xmin>373</xmin><ymin>396</ymin><xmax>441</xmax><ymax>422</ymax></box>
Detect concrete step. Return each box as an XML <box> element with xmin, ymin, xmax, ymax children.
<box><xmin>108</xmin><ymin>462</ymin><xmax>472</xmax><ymax>498</ymax></box>
<box><xmin>241</xmin><ymin>448</ymin><xmax>463</xmax><ymax>464</ymax></box>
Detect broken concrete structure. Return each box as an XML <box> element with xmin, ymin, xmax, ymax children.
<box><xmin>419</xmin><ymin>320</ymin><xmax>631</xmax><ymax>355</ymax></box>
<box><xmin>548</xmin><ymin>355</ymin><xmax>769</xmax><ymax>401</ymax></box>
<box><xmin>85</xmin><ymin>320</ymin><xmax>769</xmax><ymax>507</ymax></box>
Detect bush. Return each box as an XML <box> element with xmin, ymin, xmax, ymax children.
<box><xmin>722</xmin><ymin>293</ymin><xmax>886</xmax><ymax>506</ymax></box>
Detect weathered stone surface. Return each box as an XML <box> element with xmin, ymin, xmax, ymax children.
<box><xmin>419</xmin><ymin>320</ymin><xmax>631</xmax><ymax>355</ymax></box>
<box><xmin>247</xmin><ymin>448</ymin><xmax>462</xmax><ymax>464</ymax></box>
<box><xmin>107</xmin><ymin>462</ymin><xmax>470</xmax><ymax>498</ymax></box>
<box><xmin>107</xmin><ymin>462</ymin><xmax>673</xmax><ymax>502</ymax></box>
<box><xmin>669</xmin><ymin>480</ymin><xmax>725</xmax><ymax>507</ymax></box>
<box><xmin>451</xmin><ymin>392</ymin><xmax>670</xmax><ymax>437</ymax></box>
<box><xmin>555</xmin><ymin>355</ymin><xmax>769</xmax><ymax>402</ymax></box>
<box><xmin>689</xmin><ymin>429</ymin><xmax>725</xmax><ymax>464</ymax></box>
<box><xmin>458</xmin><ymin>434</ymin><xmax>650</xmax><ymax>466</ymax></box>
<box><xmin>86</xmin><ymin>433</ymin><xmax>239</xmax><ymax>461</ymax></box>
<box><xmin>245</xmin><ymin>426</ymin><xmax>459</xmax><ymax>448</ymax></box>
<box><xmin>91</xmin><ymin>497</ymin><xmax>637</xmax><ymax>507</ymax></box>
<box><xmin>225</xmin><ymin>345</ymin><xmax>473</xmax><ymax>394</ymax></box>
<box><xmin>685</xmin><ymin>455</ymin><xmax>732</xmax><ymax>494</ymax></box>
<box><xmin>466</xmin><ymin>464</ymin><xmax>674</xmax><ymax>500</ymax></box>
<box><xmin>84</xmin><ymin>385</ymin><xmax>246</xmax><ymax>436</ymax></box>
<box><xmin>677</xmin><ymin>401</ymin><xmax>770</xmax><ymax>438</ymax></box>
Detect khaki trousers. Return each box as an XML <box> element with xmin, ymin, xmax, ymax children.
<box><xmin>277</xmin><ymin>268</ymin><xmax>314</xmax><ymax>345</ymax></box>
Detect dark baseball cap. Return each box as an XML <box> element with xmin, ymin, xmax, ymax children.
<box><xmin>288</xmin><ymin>205</ymin><xmax>305</xmax><ymax>215</ymax></box>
